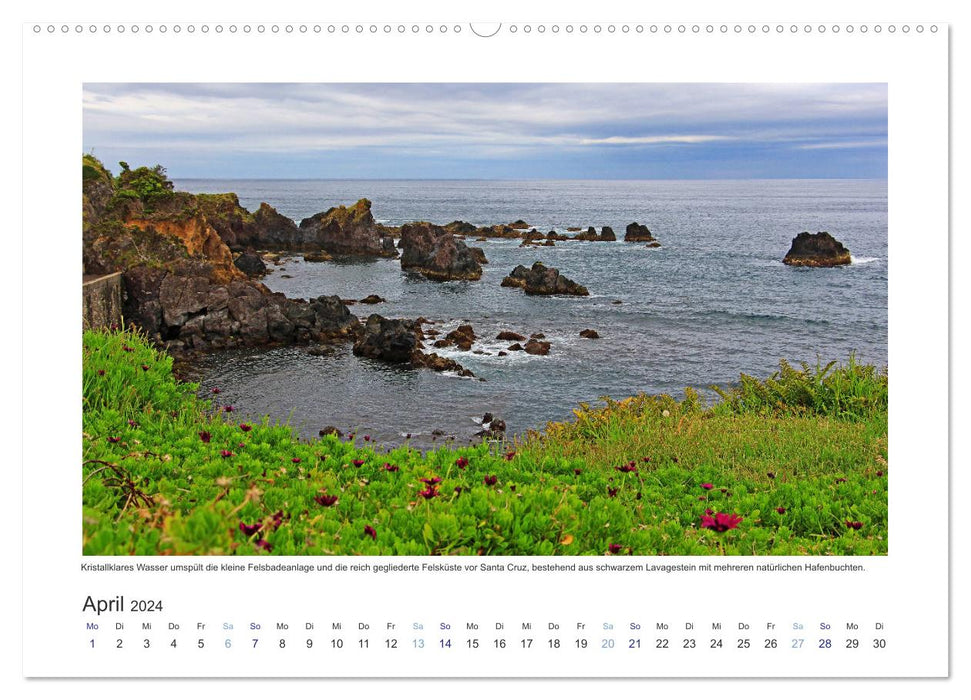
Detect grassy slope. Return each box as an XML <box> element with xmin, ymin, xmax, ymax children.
<box><xmin>82</xmin><ymin>330</ymin><xmax>888</xmax><ymax>556</ymax></box>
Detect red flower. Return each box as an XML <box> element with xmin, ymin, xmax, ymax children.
<box><xmin>314</xmin><ymin>494</ymin><xmax>338</xmax><ymax>507</ymax></box>
<box><xmin>845</xmin><ymin>520</ymin><xmax>863</xmax><ymax>530</ymax></box>
<box><xmin>701</xmin><ymin>483</ymin><xmax>714</xmax><ymax>490</ymax></box>
<box><xmin>383</xmin><ymin>463</ymin><xmax>399</xmax><ymax>472</ymax></box>
<box><xmin>420</xmin><ymin>477</ymin><xmax>442</xmax><ymax>486</ymax></box>
<box><xmin>107</xmin><ymin>436</ymin><xmax>121</xmax><ymax>444</ymax></box>
<box><xmin>776</xmin><ymin>506</ymin><xmax>786</xmax><ymax>514</ymax></box>
<box><xmin>454</xmin><ymin>486</ymin><xmax>463</xmax><ymax>495</ymax></box>
<box><xmin>484</xmin><ymin>475</ymin><xmax>498</xmax><ymax>486</ymax></box>
<box><xmin>239</xmin><ymin>522</ymin><xmax>261</xmax><ymax>537</ymax></box>
<box><xmin>254</xmin><ymin>538</ymin><xmax>273</xmax><ymax>552</ymax></box>
<box><xmin>363</xmin><ymin>435</ymin><xmax>371</xmax><ymax>442</ymax></box>
<box><xmin>642</xmin><ymin>457</ymin><xmax>651</xmax><ymax>463</ymax></box>
<box><xmin>607</xmin><ymin>487</ymin><xmax>618</xmax><ymax>497</ymax></box>
<box><xmin>835</xmin><ymin>477</ymin><xmax>847</xmax><ymax>484</ymax></box>
<box><xmin>97</xmin><ymin>369</ymin><xmax>105</xmax><ymax>376</ymax></box>
<box><xmin>128</xmin><ymin>420</ymin><xmax>139</xmax><ymax>428</ymax></box>
<box><xmin>223</xmin><ymin>405</ymin><xmax>235</xmax><ymax>413</ymax></box>
<box><xmin>199</xmin><ymin>431</ymin><xmax>211</xmax><ymax>443</ymax></box>
<box><xmin>504</xmin><ymin>451</ymin><xmax>516</xmax><ymax>461</ymax></box>
<box><xmin>364</xmin><ymin>525</ymin><xmax>377</xmax><ymax>540</ymax></box>
<box><xmin>700</xmin><ymin>512</ymin><xmax>743</xmax><ymax>532</ymax></box>
<box><xmin>220</xmin><ymin>450</ymin><xmax>234</xmax><ymax>458</ymax></box>
<box><xmin>240</xmin><ymin>423</ymin><xmax>252</xmax><ymax>432</ymax></box>
<box><xmin>122</xmin><ymin>345</ymin><xmax>134</xmax><ymax>353</ymax></box>
<box><xmin>767</xmin><ymin>472</ymin><xmax>776</xmax><ymax>479</ymax></box>
<box><xmin>211</xmin><ymin>387</ymin><xmax>221</xmax><ymax>394</ymax></box>
<box><xmin>616</xmin><ymin>463</ymin><xmax>637</xmax><ymax>473</ymax></box>
<box><xmin>455</xmin><ymin>457</ymin><xmax>469</xmax><ymax>468</ymax></box>
<box><xmin>352</xmin><ymin>459</ymin><xmax>365</xmax><ymax>468</ymax></box>
<box><xmin>141</xmin><ymin>364</ymin><xmax>150</xmax><ymax>371</ymax></box>
<box><xmin>574</xmin><ymin>468</ymin><xmax>582</xmax><ymax>475</ymax></box>
<box><xmin>418</xmin><ymin>487</ymin><xmax>439</xmax><ymax>500</ymax></box>
<box><xmin>608</xmin><ymin>544</ymin><xmax>622</xmax><ymax>554</ymax></box>
<box><xmin>705</xmin><ymin>508</ymin><xmax>714</xmax><ymax>515</ymax></box>
<box><xmin>876</xmin><ymin>470</ymin><xmax>884</xmax><ymax>477</ymax></box>
<box><xmin>291</xmin><ymin>457</ymin><xmax>301</xmax><ymax>463</ymax></box>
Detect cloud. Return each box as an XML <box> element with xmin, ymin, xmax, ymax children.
<box><xmin>82</xmin><ymin>83</ymin><xmax>888</xmax><ymax>178</ymax></box>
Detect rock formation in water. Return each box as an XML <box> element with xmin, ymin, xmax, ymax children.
<box><xmin>398</xmin><ymin>222</ymin><xmax>484</xmax><ymax>281</ymax></box>
<box><xmin>782</xmin><ymin>231</ymin><xmax>851</xmax><ymax>267</ymax></box>
<box><xmin>624</xmin><ymin>222</ymin><xmax>656</xmax><ymax>242</ymax></box>
<box><xmin>501</xmin><ymin>262</ymin><xmax>589</xmax><ymax>296</ymax></box>
<box><xmin>298</xmin><ymin>199</ymin><xmax>398</xmax><ymax>257</ymax></box>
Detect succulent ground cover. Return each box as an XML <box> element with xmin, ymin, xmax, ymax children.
<box><xmin>83</xmin><ymin>330</ymin><xmax>887</xmax><ymax>555</ymax></box>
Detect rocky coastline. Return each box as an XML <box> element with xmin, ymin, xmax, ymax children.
<box><xmin>83</xmin><ymin>156</ymin><xmax>860</xmax><ymax>392</ymax></box>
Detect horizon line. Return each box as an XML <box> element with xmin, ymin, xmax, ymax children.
<box><xmin>171</xmin><ymin>176</ymin><xmax>889</xmax><ymax>182</ymax></box>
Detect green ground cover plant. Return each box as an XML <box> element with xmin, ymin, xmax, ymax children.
<box><xmin>82</xmin><ymin>329</ymin><xmax>888</xmax><ymax>555</ymax></box>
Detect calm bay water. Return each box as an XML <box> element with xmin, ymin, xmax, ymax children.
<box><xmin>177</xmin><ymin>179</ymin><xmax>887</xmax><ymax>449</ymax></box>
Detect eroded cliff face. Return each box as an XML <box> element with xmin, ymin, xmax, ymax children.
<box><xmin>81</xmin><ymin>156</ymin><xmax>360</xmax><ymax>355</ymax></box>
<box><xmin>124</xmin><ymin>216</ymin><xmax>242</xmax><ymax>284</ymax></box>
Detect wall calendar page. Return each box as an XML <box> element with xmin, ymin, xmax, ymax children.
<box><xmin>14</xmin><ymin>0</ymin><xmax>963</xmax><ymax>697</ymax></box>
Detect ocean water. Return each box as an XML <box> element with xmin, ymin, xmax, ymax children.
<box><xmin>177</xmin><ymin>179</ymin><xmax>888</xmax><ymax>449</ymax></box>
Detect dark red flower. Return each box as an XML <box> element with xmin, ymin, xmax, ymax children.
<box><xmin>254</xmin><ymin>538</ymin><xmax>273</xmax><ymax>552</ymax></box>
<box><xmin>211</xmin><ymin>387</ymin><xmax>221</xmax><ymax>394</ymax></box>
<box><xmin>314</xmin><ymin>494</ymin><xmax>338</xmax><ymax>507</ymax></box>
<box><xmin>97</xmin><ymin>369</ymin><xmax>105</xmax><ymax>376</ymax></box>
<box><xmin>291</xmin><ymin>457</ymin><xmax>301</xmax><ymax>464</ymax></box>
<box><xmin>700</xmin><ymin>512</ymin><xmax>743</xmax><ymax>532</ymax></box>
<box><xmin>239</xmin><ymin>522</ymin><xmax>262</xmax><ymax>537</ymax></box>
<box><xmin>701</xmin><ymin>483</ymin><xmax>714</xmax><ymax>490</ymax></box>
<box><xmin>128</xmin><ymin>420</ymin><xmax>138</xmax><ymax>428</ymax></box>
<box><xmin>455</xmin><ymin>457</ymin><xmax>469</xmax><ymax>468</ymax></box>
<box><xmin>220</xmin><ymin>450</ymin><xmax>234</xmax><ymax>458</ymax></box>
<box><xmin>776</xmin><ymin>506</ymin><xmax>786</xmax><ymax>514</ymax></box>
<box><xmin>363</xmin><ymin>435</ymin><xmax>371</xmax><ymax>442</ymax></box>
<box><xmin>607</xmin><ymin>487</ymin><xmax>618</xmax><ymax>497</ymax></box>
<box><xmin>767</xmin><ymin>472</ymin><xmax>776</xmax><ymax>479</ymax></box>
<box><xmin>504</xmin><ymin>451</ymin><xmax>516</xmax><ymax>461</ymax></box>
<box><xmin>484</xmin><ymin>475</ymin><xmax>498</xmax><ymax>486</ymax></box>
<box><xmin>199</xmin><ymin>431</ymin><xmax>211</xmax><ymax>443</ymax></box>
<box><xmin>845</xmin><ymin>520</ymin><xmax>863</xmax><ymax>530</ymax></box>
<box><xmin>420</xmin><ymin>477</ymin><xmax>442</xmax><ymax>486</ymax></box>
<box><xmin>835</xmin><ymin>477</ymin><xmax>847</xmax><ymax>484</ymax></box>
<box><xmin>107</xmin><ymin>436</ymin><xmax>121</xmax><ymax>444</ymax></box>
<box><xmin>141</xmin><ymin>364</ymin><xmax>150</xmax><ymax>371</ymax></box>
<box><xmin>271</xmin><ymin>510</ymin><xmax>287</xmax><ymax>529</ymax></box>
<box><xmin>876</xmin><ymin>470</ymin><xmax>884</xmax><ymax>477</ymax></box>
<box><xmin>223</xmin><ymin>405</ymin><xmax>235</xmax><ymax>413</ymax></box>
<box><xmin>454</xmin><ymin>486</ymin><xmax>463</xmax><ymax>495</ymax></box>
<box><xmin>608</xmin><ymin>544</ymin><xmax>622</xmax><ymax>554</ymax></box>
<box><xmin>418</xmin><ymin>487</ymin><xmax>439</xmax><ymax>500</ymax></box>
<box><xmin>238</xmin><ymin>442</ymin><xmax>246</xmax><ymax>448</ymax></box>
<box><xmin>352</xmin><ymin>459</ymin><xmax>365</xmax><ymax>468</ymax></box>
<box><xmin>384</xmin><ymin>463</ymin><xmax>399</xmax><ymax>472</ymax></box>
<box><xmin>364</xmin><ymin>525</ymin><xmax>377</xmax><ymax>540</ymax></box>
<box><xmin>642</xmin><ymin>457</ymin><xmax>651</xmax><ymax>463</ymax></box>
<box><xmin>616</xmin><ymin>464</ymin><xmax>637</xmax><ymax>473</ymax></box>
<box><xmin>240</xmin><ymin>423</ymin><xmax>252</xmax><ymax>432</ymax></box>
<box><xmin>122</xmin><ymin>345</ymin><xmax>134</xmax><ymax>353</ymax></box>
<box><xmin>705</xmin><ymin>508</ymin><xmax>714</xmax><ymax>515</ymax></box>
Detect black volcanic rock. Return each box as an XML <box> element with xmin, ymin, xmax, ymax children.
<box><xmin>624</xmin><ymin>222</ymin><xmax>655</xmax><ymax>242</ymax></box>
<box><xmin>299</xmin><ymin>199</ymin><xmax>398</xmax><ymax>257</ymax></box>
<box><xmin>502</xmin><ymin>262</ymin><xmax>588</xmax><ymax>296</ymax></box>
<box><xmin>352</xmin><ymin>314</ymin><xmax>419</xmax><ymax>363</ymax></box>
<box><xmin>399</xmin><ymin>222</ymin><xmax>483</xmax><ymax>281</ymax></box>
<box><xmin>234</xmin><ymin>250</ymin><xmax>267</xmax><ymax>277</ymax></box>
<box><xmin>783</xmin><ymin>231</ymin><xmax>851</xmax><ymax>267</ymax></box>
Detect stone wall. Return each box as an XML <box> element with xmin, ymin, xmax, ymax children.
<box><xmin>82</xmin><ymin>272</ymin><xmax>123</xmax><ymax>330</ymax></box>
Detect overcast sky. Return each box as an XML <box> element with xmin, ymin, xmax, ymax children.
<box><xmin>82</xmin><ymin>83</ymin><xmax>887</xmax><ymax>179</ymax></box>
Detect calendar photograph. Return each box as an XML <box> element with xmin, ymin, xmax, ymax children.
<box><xmin>81</xmin><ymin>82</ymin><xmax>888</xmax><ymax>556</ymax></box>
